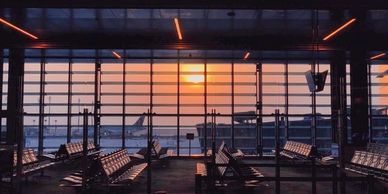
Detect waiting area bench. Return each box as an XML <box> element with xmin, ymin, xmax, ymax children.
<box><xmin>277</xmin><ymin>140</ymin><xmax>316</xmax><ymax>160</ymax></box>
<box><xmin>196</xmin><ymin>143</ymin><xmax>264</xmax><ymax>194</ymax></box>
<box><xmin>61</xmin><ymin>149</ymin><xmax>147</xmax><ymax>188</ymax></box>
<box><xmin>54</xmin><ymin>141</ymin><xmax>101</xmax><ymax>161</ymax></box>
<box><xmin>134</xmin><ymin>140</ymin><xmax>173</xmax><ymax>161</ymax></box>
<box><xmin>206</xmin><ymin>147</ymin><xmax>245</xmax><ymax>159</ymax></box>
<box><xmin>367</xmin><ymin>142</ymin><xmax>388</xmax><ymax>155</ymax></box>
<box><xmin>8</xmin><ymin>149</ymin><xmax>55</xmax><ymax>178</ymax></box>
<box><xmin>346</xmin><ymin>143</ymin><xmax>388</xmax><ymax>181</ymax></box>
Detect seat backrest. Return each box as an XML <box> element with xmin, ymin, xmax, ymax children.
<box><xmin>13</xmin><ymin>149</ymin><xmax>38</xmax><ymax>167</ymax></box>
<box><xmin>283</xmin><ymin>141</ymin><xmax>290</xmax><ymax>151</ymax></box>
<box><xmin>359</xmin><ymin>152</ymin><xmax>372</xmax><ymax>166</ymax></box>
<box><xmin>153</xmin><ymin>141</ymin><xmax>162</xmax><ymax>156</ymax></box>
<box><xmin>215</xmin><ymin>150</ymin><xmax>229</xmax><ymax>177</ymax></box>
<box><xmin>351</xmin><ymin>151</ymin><xmax>361</xmax><ymax>164</ymax></box>
<box><xmin>99</xmin><ymin>149</ymin><xmax>131</xmax><ymax>180</ymax></box>
<box><xmin>284</xmin><ymin>140</ymin><xmax>313</xmax><ymax>157</ymax></box>
<box><xmin>375</xmin><ymin>155</ymin><xmax>387</xmax><ymax>170</ymax></box>
<box><xmin>381</xmin><ymin>156</ymin><xmax>388</xmax><ymax>171</ymax></box>
<box><xmin>218</xmin><ymin>141</ymin><xmax>226</xmax><ymax>154</ymax></box>
<box><xmin>220</xmin><ymin>146</ymin><xmax>244</xmax><ymax>176</ymax></box>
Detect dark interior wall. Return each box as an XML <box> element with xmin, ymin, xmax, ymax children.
<box><xmin>349</xmin><ymin>9</ymin><xmax>369</xmax><ymax>146</ymax></box>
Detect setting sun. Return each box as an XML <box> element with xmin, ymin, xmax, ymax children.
<box><xmin>182</xmin><ymin>64</ymin><xmax>205</xmax><ymax>84</ymax></box>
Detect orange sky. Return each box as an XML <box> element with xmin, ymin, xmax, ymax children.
<box><xmin>5</xmin><ymin>62</ymin><xmax>386</xmax><ymax>125</ymax></box>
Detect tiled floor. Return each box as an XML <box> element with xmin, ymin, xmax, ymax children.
<box><xmin>4</xmin><ymin>158</ymin><xmax>388</xmax><ymax>194</ymax></box>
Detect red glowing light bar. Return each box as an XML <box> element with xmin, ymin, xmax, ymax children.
<box><xmin>243</xmin><ymin>52</ymin><xmax>250</xmax><ymax>60</ymax></box>
<box><xmin>174</xmin><ymin>18</ymin><xmax>183</xmax><ymax>40</ymax></box>
<box><xmin>0</xmin><ymin>18</ymin><xmax>38</xmax><ymax>40</ymax></box>
<box><xmin>112</xmin><ymin>51</ymin><xmax>122</xmax><ymax>59</ymax></box>
<box><xmin>370</xmin><ymin>53</ymin><xmax>386</xmax><ymax>60</ymax></box>
<box><xmin>323</xmin><ymin>18</ymin><xmax>356</xmax><ymax>41</ymax></box>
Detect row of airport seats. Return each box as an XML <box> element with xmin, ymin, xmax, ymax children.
<box><xmin>55</xmin><ymin>141</ymin><xmax>100</xmax><ymax>160</ymax></box>
<box><xmin>347</xmin><ymin>143</ymin><xmax>388</xmax><ymax>181</ymax></box>
<box><xmin>279</xmin><ymin>140</ymin><xmax>316</xmax><ymax>160</ymax></box>
<box><xmin>195</xmin><ymin>142</ymin><xmax>263</xmax><ymax>194</ymax></box>
<box><xmin>99</xmin><ymin>149</ymin><xmax>147</xmax><ymax>184</ymax></box>
<box><xmin>134</xmin><ymin>140</ymin><xmax>173</xmax><ymax>161</ymax></box>
<box><xmin>367</xmin><ymin>143</ymin><xmax>388</xmax><ymax>155</ymax></box>
<box><xmin>61</xmin><ymin>149</ymin><xmax>147</xmax><ymax>187</ymax></box>
<box><xmin>12</xmin><ymin>149</ymin><xmax>55</xmax><ymax>177</ymax></box>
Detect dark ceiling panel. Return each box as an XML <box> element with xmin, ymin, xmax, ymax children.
<box><xmin>1</xmin><ymin>0</ymin><xmax>388</xmax><ymax>10</ymax></box>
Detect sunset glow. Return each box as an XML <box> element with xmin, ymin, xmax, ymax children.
<box><xmin>182</xmin><ymin>64</ymin><xmax>205</xmax><ymax>84</ymax></box>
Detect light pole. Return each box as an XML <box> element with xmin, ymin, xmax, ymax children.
<box><xmin>33</xmin><ymin>119</ymin><xmax>36</xmax><ymax>135</ymax></box>
<box><xmin>55</xmin><ymin>120</ymin><xmax>57</xmax><ymax>136</ymax></box>
<box><xmin>48</xmin><ymin>96</ymin><xmax>51</xmax><ymax>133</ymax></box>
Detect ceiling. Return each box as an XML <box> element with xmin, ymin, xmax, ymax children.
<box><xmin>0</xmin><ymin>2</ymin><xmax>387</xmax><ymax>61</ymax></box>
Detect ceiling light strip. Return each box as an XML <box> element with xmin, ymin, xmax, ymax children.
<box><xmin>243</xmin><ymin>52</ymin><xmax>250</xmax><ymax>60</ymax></box>
<box><xmin>174</xmin><ymin>18</ymin><xmax>183</xmax><ymax>40</ymax></box>
<box><xmin>112</xmin><ymin>51</ymin><xmax>122</xmax><ymax>59</ymax></box>
<box><xmin>370</xmin><ymin>53</ymin><xmax>386</xmax><ymax>60</ymax></box>
<box><xmin>323</xmin><ymin>18</ymin><xmax>356</xmax><ymax>41</ymax></box>
<box><xmin>0</xmin><ymin>18</ymin><xmax>38</xmax><ymax>40</ymax></box>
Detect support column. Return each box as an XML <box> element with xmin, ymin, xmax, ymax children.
<box><xmin>121</xmin><ymin>50</ymin><xmax>125</xmax><ymax>148</ymax></box>
<box><xmin>330</xmin><ymin>51</ymin><xmax>347</xmax><ymax>144</ymax></box>
<box><xmin>66</xmin><ymin>51</ymin><xmax>72</xmax><ymax>143</ymax></box>
<box><xmin>7</xmin><ymin>48</ymin><xmax>25</xmax><ymax>193</ymax></box>
<box><xmin>94</xmin><ymin>51</ymin><xmax>101</xmax><ymax>147</ymax></box>
<box><xmin>350</xmin><ymin>10</ymin><xmax>369</xmax><ymax>146</ymax></box>
<box><xmin>38</xmin><ymin>50</ymin><xmax>46</xmax><ymax>155</ymax></box>
<box><xmin>0</xmin><ymin>49</ymin><xmax>3</xmax><ymax>142</ymax></box>
<box><xmin>6</xmin><ymin>51</ymin><xmax>25</xmax><ymax>144</ymax></box>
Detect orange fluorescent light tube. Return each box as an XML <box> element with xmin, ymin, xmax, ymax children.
<box><xmin>370</xmin><ymin>53</ymin><xmax>386</xmax><ymax>60</ymax></box>
<box><xmin>0</xmin><ymin>18</ymin><xmax>38</xmax><ymax>40</ymax></box>
<box><xmin>323</xmin><ymin>18</ymin><xmax>356</xmax><ymax>41</ymax></box>
<box><xmin>243</xmin><ymin>52</ymin><xmax>250</xmax><ymax>60</ymax></box>
<box><xmin>112</xmin><ymin>51</ymin><xmax>122</xmax><ymax>59</ymax></box>
<box><xmin>174</xmin><ymin>18</ymin><xmax>183</xmax><ymax>40</ymax></box>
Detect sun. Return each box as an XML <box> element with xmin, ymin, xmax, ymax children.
<box><xmin>187</xmin><ymin>75</ymin><xmax>205</xmax><ymax>83</ymax></box>
<box><xmin>183</xmin><ymin>65</ymin><xmax>205</xmax><ymax>84</ymax></box>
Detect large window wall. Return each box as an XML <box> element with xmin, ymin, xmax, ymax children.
<box><xmin>2</xmin><ymin>49</ymin><xmax>386</xmax><ymax>155</ymax></box>
<box><xmin>369</xmin><ymin>63</ymin><xmax>388</xmax><ymax>143</ymax></box>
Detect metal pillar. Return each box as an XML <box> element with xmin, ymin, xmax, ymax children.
<box><xmin>66</xmin><ymin>50</ymin><xmax>73</xmax><ymax>143</ymax></box>
<box><xmin>177</xmin><ymin>50</ymin><xmax>180</xmax><ymax>156</ymax></box>
<box><xmin>81</xmin><ymin>108</ymin><xmax>88</xmax><ymax>190</ymax></box>
<box><xmin>285</xmin><ymin>60</ymin><xmax>290</xmax><ymax>141</ymax></box>
<box><xmin>7</xmin><ymin>15</ymin><xmax>25</xmax><ymax>189</ymax></box>
<box><xmin>146</xmin><ymin>110</ymin><xmax>152</xmax><ymax>194</ymax></box>
<box><xmin>256</xmin><ymin>63</ymin><xmax>263</xmax><ymax>156</ymax></box>
<box><xmin>274</xmin><ymin>109</ymin><xmax>280</xmax><ymax>194</ymax></box>
<box><xmin>350</xmin><ymin>9</ymin><xmax>369</xmax><ymax>146</ymax></box>
<box><xmin>121</xmin><ymin>50</ymin><xmax>126</xmax><ymax>148</ymax></box>
<box><xmin>367</xmin><ymin>63</ymin><xmax>373</xmax><ymax>142</ymax></box>
<box><xmin>0</xmin><ymin>49</ymin><xmax>3</xmax><ymax>141</ymax></box>
<box><xmin>38</xmin><ymin>50</ymin><xmax>46</xmax><ymax>156</ymax></box>
<box><xmin>330</xmin><ymin>51</ymin><xmax>347</xmax><ymax>144</ymax></box>
<box><xmin>231</xmin><ymin>61</ymin><xmax>235</xmax><ymax>149</ymax></box>
<box><xmin>93</xmin><ymin>52</ymin><xmax>101</xmax><ymax>147</ymax></box>
<box><xmin>203</xmin><ymin>58</ymin><xmax>208</xmax><ymax>157</ymax></box>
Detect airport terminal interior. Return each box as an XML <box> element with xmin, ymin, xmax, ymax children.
<box><xmin>0</xmin><ymin>1</ymin><xmax>388</xmax><ymax>194</ymax></box>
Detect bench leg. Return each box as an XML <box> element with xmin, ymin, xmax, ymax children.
<box><xmin>195</xmin><ymin>174</ymin><xmax>201</xmax><ymax>194</ymax></box>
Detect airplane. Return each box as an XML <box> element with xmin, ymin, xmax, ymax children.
<box><xmin>100</xmin><ymin>115</ymin><xmax>147</xmax><ymax>138</ymax></box>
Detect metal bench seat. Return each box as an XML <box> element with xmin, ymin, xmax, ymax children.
<box><xmin>347</xmin><ymin>149</ymin><xmax>388</xmax><ymax>182</ymax></box>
